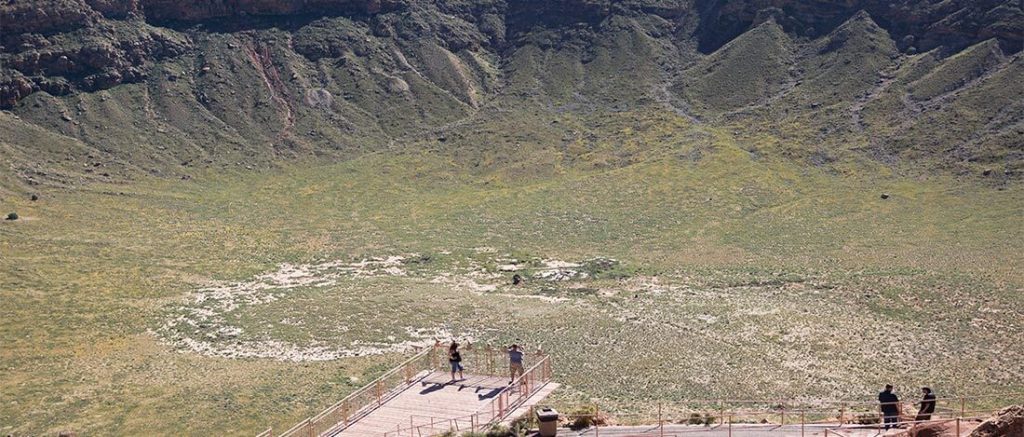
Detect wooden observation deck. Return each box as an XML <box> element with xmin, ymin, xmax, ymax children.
<box><xmin>262</xmin><ymin>344</ymin><xmax>557</xmax><ymax>437</ymax></box>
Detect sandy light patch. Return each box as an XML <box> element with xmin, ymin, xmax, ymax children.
<box><xmin>157</xmin><ymin>255</ymin><xmax>447</xmax><ymax>361</ymax></box>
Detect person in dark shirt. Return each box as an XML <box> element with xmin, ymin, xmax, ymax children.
<box><xmin>878</xmin><ymin>384</ymin><xmax>901</xmax><ymax>430</ymax></box>
<box><xmin>916</xmin><ymin>387</ymin><xmax>936</xmax><ymax>422</ymax></box>
<box><xmin>507</xmin><ymin>344</ymin><xmax>525</xmax><ymax>385</ymax></box>
<box><xmin>448</xmin><ymin>341</ymin><xmax>464</xmax><ymax>382</ymax></box>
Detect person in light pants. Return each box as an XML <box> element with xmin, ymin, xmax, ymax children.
<box><xmin>448</xmin><ymin>342</ymin><xmax>463</xmax><ymax>382</ymax></box>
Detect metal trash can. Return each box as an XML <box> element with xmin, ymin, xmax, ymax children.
<box><xmin>536</xmin><ymin>407</ymin><xmax>559</xmax><ymax>436</ymax></box>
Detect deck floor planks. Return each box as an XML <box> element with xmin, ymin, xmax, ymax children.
<box><xmin>329</xmin><ymin>371</ymin><xmax>538</xmax><ymax>436</ymax></box>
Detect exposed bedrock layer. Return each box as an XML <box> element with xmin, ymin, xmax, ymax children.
<box><xmin>3</xmin><ymin>0</ymin><xmax>1020</xmax><ymax>107</ymax></box>
<box><xmin>0</xmin><ymin>0</ymin><xmax>1020</xmax><ymax>189</ymax></box>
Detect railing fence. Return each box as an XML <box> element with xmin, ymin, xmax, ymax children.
<box><xmin>533</xmin><ymin>392</ymin><xmax>1021</xmax><ymax>437</ymax></box>
<box><xmin>271</xmin><ymin>343</ymin><xmax>553</xmax><ymax>437</ymax></box>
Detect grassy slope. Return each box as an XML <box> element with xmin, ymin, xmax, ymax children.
<box><xmin>2</xmin><ymin>111</ymin><xmax>1022</xmax><ymax>434</ymax></box>
<box><xmin>681</xmin><ymin>20</ymin><xmax>794</xmax><ymax>114</ymax></box>
<box><xmin>909</xmin><ymin>39</ymin><xmax>1005</xmax><ymax>101</ymax></box>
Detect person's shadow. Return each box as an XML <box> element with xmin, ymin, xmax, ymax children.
<box><xmin>476</xmin><ymin>387</ymin><xmax>503</xmax><ymax>400</ymax></box>
<box><xmin>419</xmin><ymin>383</ymin><xmax>447</xmax><ymax>395</ymax></box>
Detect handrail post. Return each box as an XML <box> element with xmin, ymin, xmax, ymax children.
<box><xmin>659</xmin><ymin>402</ymin><xmax>664</xmax><ymax>436</ymax></box>
<box><xmin>956</xmin><ymin>417</ymin><xmax>960</xmax><ymax>435</ymax></box>
<box><xmin>728</xmin><ymin>414</ymin><xmax>732</xmax><ymax>437</ymax></box>
<box><xmin>376</xmin><ymin>380</ymin><xmax>383</xmax><ymax>406</ymax></box>
<box><xmin>781</xmin><ymin>401</ymin><xmax>785</xmax><ymax>426</ymax></box>
<box><xmin>839</xmin><ymin>404</ymin><xmax>845</xmax><ymax>427</ymax></box>
<box><xmin>801</xmin><ymin>411</ymin><xmax>805</xmax><ymax>437</ymax></box>
<box><xmin>595</xmin><ymin>404</ymin><xmax>600</xmax><ymax>437</ymax></box>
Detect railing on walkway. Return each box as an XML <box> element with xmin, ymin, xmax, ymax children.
<box><xmin>543</xmin><ymin>392</ymin><xmax>1022</xmax><ymax>436</ymax></box>
<box><xmin>380</xmin><ymin>354</ymin><xmax>554</xmax><ymax>437</ymax></box>
<box><xmin>276</xmin><ymin>346</ymin><xmax>436</xmax><ymax>437</ymax></box>
<box><xmin>269</xmin><ymin>343</ymin><xmax>553</xmax><ymax>437</ymax></box>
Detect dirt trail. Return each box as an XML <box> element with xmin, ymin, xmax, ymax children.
<box><xmin>652</xmin><ymin>78</ymin><xmax>702</xmax><ymax>124</ymax></box>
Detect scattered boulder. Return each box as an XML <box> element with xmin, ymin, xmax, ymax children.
<box><xmin>30</xmin><ymin>193</ymin><xmax>39</xmax><ymax>201</ymax></box>
<box><xmin>5</xmin><ymin>212</ymin><xmax>18</xmax><ymax>221</ymax></box>
<box><xmin>512</xmin><ymin>274</ymin><xmax>522</xmax><ymax>285</ymax></box>
<box><xmin>983</xmin><ymin>169</ymin><xmax>993</xmax><ymax>176</ymax></box>
<box><xmin>897</xmin><ymin>421</ymin><xmax>952</xmax><ymax>437</ymax></box>
<box><xmin>880</xmin><ymin>193</ymin><xmax>890</xmax><ymax>199</ymax></box>
<box><xmin>385</xmin><ymin>76</ymin><xmax>410</xmax><ymax>93</ymax></box>
<box><xmin>304</xmin><ymin>88</ymin><xmax>334</xmax><ymax>108</ymax></box>
<box><xmin>969</xmin><ymin>405</ymin><xmax>1024</xmax><ymax>437</ymax></box>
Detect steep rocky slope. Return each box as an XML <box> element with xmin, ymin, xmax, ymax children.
<box><xmin>1</xmin><ymin>0</ymin><xmax>1021</xmax><ymax>192</ymax></box>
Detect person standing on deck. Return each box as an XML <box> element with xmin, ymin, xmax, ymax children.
<box><xmin>508</xmin><ymin>344</ymin><xmax>525</xmax><ymax>385</ymax></box>
<box><xmin>916</xmin><ymin>387</ymin><xmax>936</xmax><ymax>422</ymax></box>
<box><xmin>448</xmin><ymin>342</ymin><xmax>464</xmax><ymax>382</ymax></box>
<box><xmin>879</xmin><ymin>384</ymin><xmax>901</xmax><ymax>430</ymax></box>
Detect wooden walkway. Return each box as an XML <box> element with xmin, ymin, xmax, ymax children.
<box><xmin>326</xmin><ymin>371</ymin><xmax>554</xmax><ymax>436</ymax></box>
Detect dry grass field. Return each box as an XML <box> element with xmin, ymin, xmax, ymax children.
<box><xmin>3</xmin><ymin>129</ymin><xmax>1022</xmax><ymax>434</ymax></box>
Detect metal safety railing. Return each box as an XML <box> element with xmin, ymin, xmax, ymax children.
<box><xmin>274</xmin><ymin>346</ymin><xmax>436</xmax><ymax>437</ymax></box>
<box><xmin>380</xmin><ymin>354</ymin><xmax>554</xmax><ymax>437</ymax></box>
<box><xmin>539</xmin><ymin>392</ymin><xmax>1022</xmax><ymax>436</ymax></box>
<box><xmin>266</xmin><ymin>343</ymin><xmax>552</xmax><ymax>437</ymax></box>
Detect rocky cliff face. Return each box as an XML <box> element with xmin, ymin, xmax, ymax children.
<box><xmin>139</xmin><ymin>0</ymin><xmax>403</xmax><ymax>22</ymax></box>
<box><xmin>0</xmin><ymin>0</ymin><xmax>1021</xmax><ymax>189</ymax></box>
<box><xmin>694</xmin><ymin>0</ymin><xmax>1023</xmax><ymax>53</ymax></box>
<box><xmin>3</xmin><ymin>0</ymin><xmax>1020</xmax><ymax>108</ymax></box>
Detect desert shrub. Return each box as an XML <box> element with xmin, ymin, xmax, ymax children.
<box><xmin>569</xmin><ymin>414</ymin><xmax>594</xmax><ymax>429</ymax></box>
<box><xmin>703</xmin><ymin>414</ymin><xmax>717</xmax><ymax>426</ymax></box>
<box><xmin>5</xmin><ymin>212</ymin><xmax>17</xmax><ymax>221</ymax></box>
<box><xmin>855</xmin><ymin>413</ymin><xmax>880</xmax><ymax>425</ymax></box>
<box><xmin>567</xmin><ymin>405</ymin><xmax>598</xmax><ymax>430</ymax></box>
<box><xmin>688</xmin><ymin>413</ymin><xmax>704</xmax><ymax>425</ymax></box>
<box><xmin>485</xmin><ymin>424</ymin><xmax>511</xmax><ymax>437</ymax></box>
<box><xmin>508</xmin><ymin>416</ymin><xmax>532</xmax><ymax>436</ymax></box>
<box><xmin>582</xmin><ymin>257</ymin><xmax>636</xmax><ymax>279</ymax></box>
